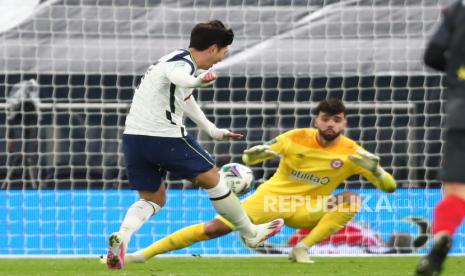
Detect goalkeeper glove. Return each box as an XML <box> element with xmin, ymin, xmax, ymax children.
<box><xmin>243</xmin><ymin>145</ymin><xmax>278</xmax><ymax>155</ymax></box>
<box><xmin>348</xmin><ymin>149</ymin><xmax>382</xmax><ymax>175</ymax></box>
<box><xmin>242</xmin><ymin>145</ymin><xmax>278</xmax><ymax>165</ymax></box>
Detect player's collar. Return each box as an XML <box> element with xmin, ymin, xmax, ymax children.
<box><xmin>186</xmin><ymin>49</ymin><xmax>198</xmax><ymax>71</ymax></box>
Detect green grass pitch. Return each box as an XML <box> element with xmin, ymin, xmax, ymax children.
<box><xmin>0</xmin><ymin>256</ymin><xmax>464</xmax><ymax>275</ymax></box>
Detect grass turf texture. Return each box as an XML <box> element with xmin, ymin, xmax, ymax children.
<box><xmin>0</xmin><ymin>257</ymin><xmax>464</xmax><ymax>275</ymax></box>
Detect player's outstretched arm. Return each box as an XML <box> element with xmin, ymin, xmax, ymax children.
<box><xmin>349</xmin><ymin>149</ymin><xmax>397</xmax><ymax>193</ymax></box>
<box><xmin>166</xmin><ymin>63</ymin><xmax>217</xmax><ymax>88</ymax></box>
<box><xmin>242</xmin><ymin>144</ymin><xmax>278</xmax><ymax>165</ymax></box>
<box><xmin>184</xmin><ymin>96</ymin><xmax>243</xmax><ymax>140</ymax></box>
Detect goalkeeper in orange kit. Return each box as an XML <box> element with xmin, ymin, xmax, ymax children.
<box><xmin>105</xmin><ymin>98</ymin><xmax>397</xmax><ymax>264</ymax></box>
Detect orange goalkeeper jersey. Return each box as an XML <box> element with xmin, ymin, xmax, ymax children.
<box><xmin>260</xmin><ymin>128</ymin><xmax>380</xmax><ymax>196</ymax></box>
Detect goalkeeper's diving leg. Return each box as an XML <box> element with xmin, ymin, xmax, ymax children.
<box><xmin>289</xmin><ymin>192</ymin><xmax>361</xmax><ymax>263</ymax></box>
<box><xmin>102</xmin><ymin>219</ymin><xmax>238</xmax><ymax>264</ymax></box>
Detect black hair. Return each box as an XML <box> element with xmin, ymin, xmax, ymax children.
<box><xmin>314</xmin><ymin>98</ymin><xmax>346</xmax><ymax>116</ymax></box>
<box><xmin>189</xmin><ymin>20</ymin><xmax>234</xmax><ymax>50</ymax></box>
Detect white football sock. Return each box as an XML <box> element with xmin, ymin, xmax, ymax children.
<box><xmin>125</xmin><ymin>251</ymin><xmax>147</xmax><ymax>263</ymax></box>
<box><xmin>119</xmin><ymin>199</ymin><xmax>161</xmax><ymax>245</ymax></box>
<box><xmin>206</xmin><ymin>179</ymin><xmax>256</xmax><ymax>239</ymax></box>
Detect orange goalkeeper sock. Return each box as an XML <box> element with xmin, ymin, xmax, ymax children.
<box><xmin>141</xmin><ymin>223</ymin><xmax>210</xmax><ymax>260</ymax></box>
<box><xmin>298</xmin><ymin>202</ymin><xmax>360</xmax><ymax>248</ymax></box>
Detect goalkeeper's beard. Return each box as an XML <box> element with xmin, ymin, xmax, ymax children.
<box><xmin>318</xmin><ymin>129</ymin><xmax>342</xmax><ymax>142</ymax></box>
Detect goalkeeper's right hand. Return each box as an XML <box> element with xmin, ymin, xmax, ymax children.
<box><xmin>348</xmin><ymin>149</ymin><xmax>382</xmax><ymax>175</ymax></box>
<box><xmin>243</xmin><ymin>145</ymin><xmax>276</xmax><ymax>155</ymax></box>
<box><xmin>242</xmin><ymin>145</ymin><xmax>278</xmax><ymax>165</ymax></box>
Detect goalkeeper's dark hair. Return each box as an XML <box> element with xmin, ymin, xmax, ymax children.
<box><xmin>189</xmin><ymin>20</ymin><xmax>234</xmax><ymax>51</ymax></box>
<box><xmin>314</xmin><ymin>98</ymin><xmax>346</xmax><ymax>116</ymax></box>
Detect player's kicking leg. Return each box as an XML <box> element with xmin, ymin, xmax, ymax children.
<box><xmin>195</xmin><ymin>167</ymin><xmax>283</xmax><ymax>248</ymax></box>
<box><xmin>289</xmin><ymin>192</ymin><xmax>361</xmax><ymax>263</ymax></box>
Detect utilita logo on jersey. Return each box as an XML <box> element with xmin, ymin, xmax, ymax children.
<box><xmin>290</xmin><ymin>170</ymin><xmax>330</xmax><ymax>185</ymax></box>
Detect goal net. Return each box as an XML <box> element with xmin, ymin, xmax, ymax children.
<box><xmin>0</xmin><ymin>0</ymin><xmax>460</xmax><ymax>256</ymax></box>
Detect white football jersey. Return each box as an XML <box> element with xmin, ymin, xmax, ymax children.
<box><xmin>124</xmin><ymin>49</ymin><xmax>205</xmax><ymax>137</ymax></box>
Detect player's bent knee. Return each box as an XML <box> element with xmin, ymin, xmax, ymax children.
<box><xmin>138</xmin><ymin>188</ymin><xmax>167</xmax><ymax>207</ymax></box>
<box><xmin>193</xmin><ymin>166</ymin><xmax>220</xmax><ymax>189</ymax></box>
<box><xmin>204</xmin><ymin>219</ymin><xmax>233</xmax><ymax>238</ymax></box>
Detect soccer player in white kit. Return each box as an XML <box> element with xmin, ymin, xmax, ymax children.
<box><xmin>105</xmin><ymin>20</ymin><xmax>283</xmax><ymax>269</ymax></box>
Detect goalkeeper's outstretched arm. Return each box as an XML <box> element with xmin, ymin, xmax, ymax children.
<box><xmin>349</xmin><ymin>149</ymin><xmax>397</xmax><ymax>193</ymax></box>
<box><xmin>370</xmin><ymin>168</ymin><xmax>397</xmax><ymax>193</ymax></box>
<box><xmin>242</xmin><ymin>141</ymin><xmax>279</xmax><ymax>166</ymax></box>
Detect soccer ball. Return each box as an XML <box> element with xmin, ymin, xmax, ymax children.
<box><xmin>219</xmin><ymin>163</ymin><xmax>255</xmax><ymax>195</ymax></box>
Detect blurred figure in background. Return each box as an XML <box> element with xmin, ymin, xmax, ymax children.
<box><xmin>2</xmin><ymin>79</ymin><xmax>41</xmax><ymax>190</ymax></box>
<box><xmin>417</xmin><ymin>1</ymin><xmax>465</xmax><ymax>275</ymax></box>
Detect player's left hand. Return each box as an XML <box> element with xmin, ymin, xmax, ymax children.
<box><xmin>200</xmin><ymin>71</ymin><xmax>217</xmax><ymax>83</ymax></box>
<box><xmin>223</xmin><ymin>132</ymin><xmax>244</xmax><ymax>140</ymax></box>
<box><xmin>348</xmin><ymin>149</ymin><xmax>380</xmax><ymax>174</ymax></box>
<box><xmin>210</xmin><ymin>128</ymin><xmax>243</xmax><ymax>140</ymax></box>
